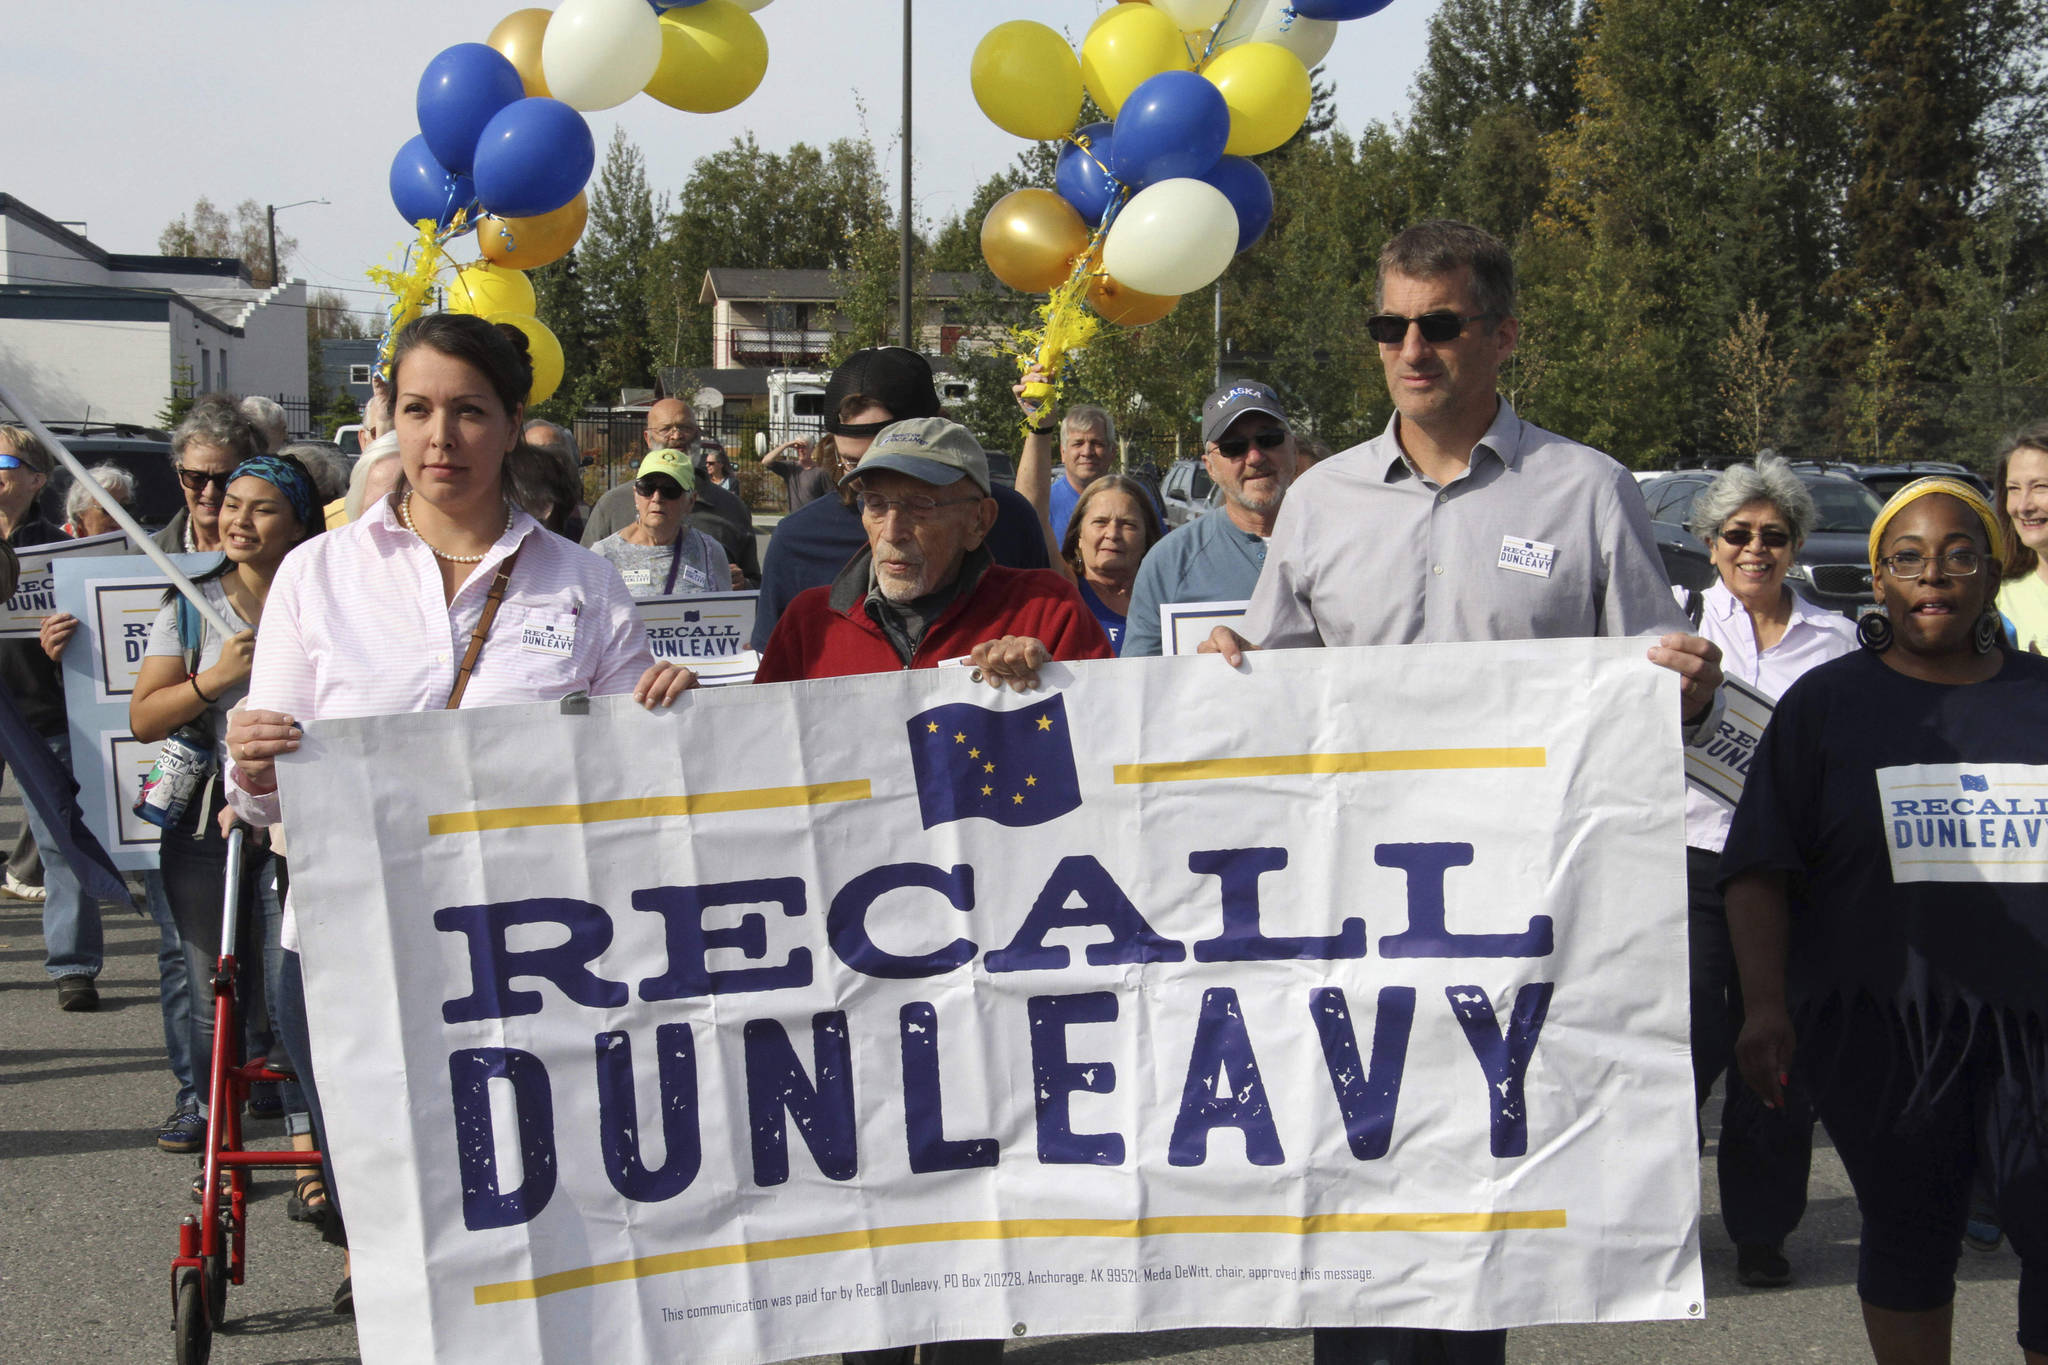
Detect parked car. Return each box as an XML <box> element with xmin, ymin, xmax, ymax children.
<box><xmin>1790</xmin><ymin>458</ymin><xmax>1992</xmax><ymax>504</ymax></box>
<box><xmin>333</xmin><ymin>423</ymin><xmax>364</xmax><ymax>456</ymax></box>
<box><xmin>1639</xmin><ymin>467</ymin><xmax>1885</xmax><ymax>616</ymax></box>
<box><xmin>25</xmin><ymin>424</ymin><xmax>183</xmax><ymax>534</ymax></box>
<box><xmin>1159</xmin><ymin>456</ymin><xmax>1221</xmax><ymax>527</ymax></box>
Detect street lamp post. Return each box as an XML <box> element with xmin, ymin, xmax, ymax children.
<box><xmin>265</xmin><ymin>198</ymin><xmax>329</xmax><ymax>286</ymax></box>
<box><xmin>900</xmin><ymin>0</ymin><xmax>914</xmax><ymax>350</ymax></box>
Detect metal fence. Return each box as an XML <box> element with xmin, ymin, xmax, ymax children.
<box><xmin>568</xmin><ymin>408</ymin><xmax>828</xmax><ymax>515</ymax></box>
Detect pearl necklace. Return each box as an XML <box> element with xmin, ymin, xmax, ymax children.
<box><xmin>400</xmin><ymin>491</ymin><xmax>513</xmax><ymax>564</ymax></box>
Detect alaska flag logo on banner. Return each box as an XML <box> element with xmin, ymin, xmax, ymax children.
<box><xmin>1960</xmin><ymin>773</ymin><xmax>1990</xmax><ymax>792</ymax></box>
<box><xmin>905</xmin><ymin>694</ymin><xmax>1082</xmax><ymax>829</ymax></box>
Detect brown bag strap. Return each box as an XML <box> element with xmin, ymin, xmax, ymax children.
<box><xmin>446</xmin><ymin>547</ymin><xmax>523</xmax><ymax>710</ymax></box>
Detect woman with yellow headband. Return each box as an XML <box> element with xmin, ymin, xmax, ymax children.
<box><xmin>1721</xmin><ymin>477</ymin><xmax>2047</xmax><ymax>1364</ymax></box>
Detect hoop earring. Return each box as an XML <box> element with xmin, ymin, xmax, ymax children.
<box><xmin>1857</xmin><ymin>610</ymin><xmax>1894</xmax><ymax>654</ymax></box>
<box><xmin>1974</xmin><ymin>608</ymin><xmax>2003</xmax><ymax>655</ymax></box>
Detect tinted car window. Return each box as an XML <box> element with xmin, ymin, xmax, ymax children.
<box><xmin>36</xmin><ymin>440</ymin><xmax>183</xmax><ymax>532</ymax></box>
<box><xmin>1807</xmin><ymin>478</ymin><xmax>1883</xmax><ymax>533</ymax></box>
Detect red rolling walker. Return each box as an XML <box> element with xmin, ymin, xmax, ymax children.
<box><xmin>169</xmin><ymin>825</ymin><xmax>321</xmax><ymax>1365</ymax></box>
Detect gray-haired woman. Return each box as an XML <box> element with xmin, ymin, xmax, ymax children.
<box><xmin>63</xmin><ymin>463</ymin><xmax>136</xmax><ymax>538</ymax></box>
<box><xmin>1682</xmin><ymin>455</ymin><xmax>1857</xmax><ymax>1289</ymax></box>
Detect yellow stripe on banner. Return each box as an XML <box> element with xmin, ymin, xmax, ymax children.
<box><xmin>471</xmin><ymin>1210</ymin><xmax>1569</xmax><ymax>1305</ymax></box>
<box><xmin>427</xmin><ymin>780</ymin><xmax>872</xmax><ymax>836</ymax></box>
<box><xmin>1113</xmin><ymin>747</ymin><xmax>1547</xmax><ymax>786</ymax></box>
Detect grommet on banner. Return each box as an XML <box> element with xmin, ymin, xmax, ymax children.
<box><xmin>559</xmin><ymin>691</ymin><xmax>590</xmax><ymax>716</ymax></box>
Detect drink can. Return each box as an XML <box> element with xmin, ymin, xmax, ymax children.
<box><xmin>134</xmin><ymin>728</ymin><xmax>214</xmax><ymax>830</ymax></box>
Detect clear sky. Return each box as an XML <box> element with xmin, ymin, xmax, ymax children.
<box><xmin>7</xmin><ymin>1</ymin><xmax>1435</xmax><ymax>328</ymax></box>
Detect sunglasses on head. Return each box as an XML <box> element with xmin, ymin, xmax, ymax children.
<box><xmin>634</xmin><ymin>476</ymin><xmax>687</xmax><ymax>501</ymax></box>
<box><xmin>1364</xmin><ymin>310</ymin><xmax>1497</xmax><ymax>345</ymax></box>
<box><xmin>1718</xmin><ymin>527</ymin><xmax>1792</xmax><ymax>549</ymax></box>
<box><xmin>1212</xmin><ymin>428</ymin><xmax>1288</xmax><ymax>459</ymax></box>
<box><xmin>176</xmin><ymin>465</ymin><xmax>232</xmax><ymax>494</ymax></box>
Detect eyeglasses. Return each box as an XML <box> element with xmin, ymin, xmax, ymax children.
<box><xmin>1880</xmin><ymin>548</ymin><xmax>1983</xmax><ymax>580</ymax></box>
<box><xmin>176</xmin><ymin>466</ymin><xmax>233</xmax><ymax>494</ymax></box>
<box><xmin>1365</xmin><ymin>311</ymin><xmax>1498</xmax><ymax>345</ymax></box>
<box><xmin>634</xmin><ymin>477</ymin><xmax>687</xmax><ymax>501</ymax></box>
<box><xmin>646</xmin><ymin>423</ymin><xmax>696</xmax><ymax>439</ymax></box>
<box><xmin>854</xmin><ymin>491</ymin><xmax>982</xmax><ymax>520</ymax></box>
<box><xmin>1717</xmin><ymin>527</ymin><xmax>1792</xmax><ymax>549</ymax></box>
<box><xmin>0</xmin><ymin>454</ymin><xmax>25</xmax><ymax>471</ymax></box>
<box><xmin>1211</xmin><ymin>428</ymin><xmax>1289</xmax><ymax>460</ymax></box>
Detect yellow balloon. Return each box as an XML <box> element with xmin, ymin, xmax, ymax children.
<box><xmin>479</xmin><ymin>193</ymin><xmax>588</xmax><ymax>271</ymax></box>
<box><xmin>1203</xmin><ymin>41</ymin><xmax>1311</xmax><ymax>156</ymax></box>
<box><xmin>1088</xmin><ymin>272</ymin><xmax>1178</xmax><ymax>327</ymax></box>
<box><xmin>487</xmin><ymin>8</ymin><xmax>553</xmax><ymax>99</ymax></box>
<box><xmin>972</xmin><ymin>21</ymin><xmax>1083</xmax><ymax>141</ymax></box>
<box><xmin>486</xmin><ymin>312</ymin><xmax>565</xmax><ymax>406</ymax></box>
<box><xmin>447</xmin><ymin>262</ymin><xmax>536</xmax><ymax>319</ymax></box>
<box><xmin>1079</xmin><ymin>4</ymin><xmax>1192</xmax><ymax>118</ymax></box>
<box><xmin>980</xmin><ymin>189</ymin><xmax>1090</xmax><ymax>294</ymax></box>
<box><xmin>646</xmin><ymin>0</ymin><xmax>768</xmax><ymax>114</ymax></box>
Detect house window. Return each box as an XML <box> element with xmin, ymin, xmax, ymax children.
<box><xmin>349</xmin><ymin>364</ymin><xmax>372</xmax><ymax>385</ymax></box>
<box><xmin>200</xmin><ymin>349</ymin><xmax>211</xmax><ymax>392</ymax></box>
<box><xmin>765</xmin><ymin>303</ymin><xmax>803</xmax><ymax>332</ymax></box>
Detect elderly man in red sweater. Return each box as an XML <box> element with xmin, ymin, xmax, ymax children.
<box><xmin>756</xmin><ymin>416</ymin><xmax>1111</xmax><ymax>689</ymax></box>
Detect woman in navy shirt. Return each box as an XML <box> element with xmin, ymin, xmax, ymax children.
<box><xmin>1058</xmin><ymin>475</ymin><xmax>1163</xmax><ymax>654</ymax></box>
<box><xmin>1723</xmin><ymin>478</ymin><xmax>2048</xmax><ymax>1364</ymax></box>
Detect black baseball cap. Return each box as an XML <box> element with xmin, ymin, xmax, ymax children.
<box><xmin>824</xmin><ymin>347</ymin><xmax>942</xmax><ymax>438</ymax></box>
<box><xmin>1201</xmin><ymin>380</ymin><xmax>1289</xmax><ymax>446</ymax></box>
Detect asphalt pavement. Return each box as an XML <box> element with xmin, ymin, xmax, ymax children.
<box><xmin>0</xmin><ymin>779</ymin><xmax>2026</xmax><ymax>1365</ymax></box>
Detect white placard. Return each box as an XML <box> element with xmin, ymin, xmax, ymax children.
<box><xmin>0</xmin><ymin>531</ymin><xmax>127</xmax><ymax>637</ymax></box>
<box><xmin>1160</xmin><ymin>599</ymin><xmax>1249</xmax><ymax>657</ymax></box>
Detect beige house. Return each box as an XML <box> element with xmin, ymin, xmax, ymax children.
<box><xmin>700</xmin><ymin>268</ymin><xmax>993</xmax><ymax>369</ymax></box>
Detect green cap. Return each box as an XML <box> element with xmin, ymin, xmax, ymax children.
<box><xmin>636</xmin><ymin>448</ymin><xmax>696</xmax><ymax>490</ymax></box>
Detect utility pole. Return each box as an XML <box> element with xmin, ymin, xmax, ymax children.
<box><xmin>900</xmin><ymin>0</ymin><xmax>915</xmax><ymax>350</ymax></box>
<box><xmin>264</xmin><ymin>198</ymin><xmax>328</xmax><ymax>287</ymax></box>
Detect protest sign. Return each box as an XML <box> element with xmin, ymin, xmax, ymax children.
<box><xmin>1683</xmin><ymin>675</ymin><xmax>1773</xmax><ymax>809</ymax></box>
<box><xmin>635</xmin><ymin>589</ymin><xmax>758</xmax><ymax>686</ymax></box>
<box><xmin>54</xmin><ymin>553</ymin><xmax>217</xmax><ymax>869</ymax></box>
<box><xmin>1161</xmin><ymin>599</ymin><xmax>1248</xmax><ymax>656</ymax></box>
<box><xmin>0</xmin><ymin>531</ymin><xmax>126</xmax><ymax>638</ymax></box>
<box><xmin>280</xmin><ymin>638</ymin><xmax>1701</xmax><ymax>1365</ymax></box>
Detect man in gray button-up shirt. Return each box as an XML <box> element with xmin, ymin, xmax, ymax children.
<box><xmin>1211</xmin><ymin>219</ymin><xmax>1721</xmax><ymax>1365</ymax></box>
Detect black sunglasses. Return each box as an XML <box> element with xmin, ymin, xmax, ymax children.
<box><xmin>1365</xmin><ymin>310</ymin><xmax>1498</xmax><ymax>345</ymax></box>
<box><xmin>634</xmin><ymin>476</ymin><xmax>687</xmax><ymax>501</ymax></box>
<box><xmin>176</xmin><ymin>465</ymin><xmax>233</xmax><ymax>494</ymax></box>
<box><xmin>1717</xmin><ymin>527</ymin><xmax>1792</xmax><ymax>549</ymax></box>
<box><xmin>1212</xmin><ymin>428</ymin><xmax>1289</xmax><ymax>459</ymax></box>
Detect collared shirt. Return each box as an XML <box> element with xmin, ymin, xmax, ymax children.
<box><xmin>1121</xmin><ymin>511</ymin><xmax>1270</xmax><ymax>657</ymax></box>
<box><xmin>1684</xmin><ymin>579</ymin><xmax>1857</xmax><ymax>852</ymax></box>
<box><xmin>1243</xmin><ymin>401</ymin><xmax>1686</xmax><ymax>648</ymax></box>
<box><xmin>226</xmin><ymin>496</ymin><xmax>654</xmax><ymax>835</ymax></box>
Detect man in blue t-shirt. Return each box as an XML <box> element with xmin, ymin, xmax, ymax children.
<box><xmin>1121</xmin><ymin>381</ymin><xmax>1300</xmax><ymax>658</ymax></box>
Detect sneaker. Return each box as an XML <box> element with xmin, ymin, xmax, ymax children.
<box><xmin>55</xmin><ymin>975</ymin><xmax>98</xmax><ymax>1012</ymax></box>
<box><xmin>1736</xmin><ymin>1242</ymin><xmax>1793</xmax><ymax>1288</ymax></box>
<box><xmin>246</xmin><ymin>1092</ymin><xmax>285</xmax><ymax>1121</ymax></box>
<box><xmin>157</xmin><ymin>1107</ymin><xmax>206</xmax><ymax>1154</ymax></box>
<box><xmin>6</xmin><ymin>872</ymin><xmax>46</xmax><ymax>902</ymax></box>
<box><xmin>1964</xmin><ymin>1217</ymin><xmax>2005</xmax><ymax>1254</ymax></box>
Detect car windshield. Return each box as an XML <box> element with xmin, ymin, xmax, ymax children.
<box><xmin>1805</xmin><ymin>478</ymin><xmax>1884</xmax><ymax>533</ymax></box>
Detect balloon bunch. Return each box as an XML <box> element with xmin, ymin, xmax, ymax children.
<box><xmin>971</xmin><ymin>0</ymin><xmax>1391</xmax><ymax>404</ymax></box>
<box><xmin>374</xmin><ymin>0</ymin><xmax>776</xmax><ymax>402</ymax></box>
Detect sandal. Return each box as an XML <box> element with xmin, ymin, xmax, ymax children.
<box><xmin>289</xmin><ymin>1172</ymin><xmax>329</xmax><ymax>1225</ymax></box>
<box><xmin>332</xmin><ymin>1275</ymin><xmax>354</xmax><ymax>1316</ymax></box>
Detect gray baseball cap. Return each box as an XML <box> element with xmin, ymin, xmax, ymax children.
<box><xmin>841</xmin><ymin>416</ymin><xmax>991</xmax><ymax>495</ymax></box>
<box><xmin>1201</xmin><ymin>380</ymin><xmax>1290</xmax><ymax>446</ymax></box>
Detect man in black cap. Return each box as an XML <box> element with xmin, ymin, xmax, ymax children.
<box><xmin>750</xmin><ymin>347</ymin><xmax>1051</xmax><ymax>650</ymax></box>
<box><xmin>1120</xmin><ymin>379</ymin><xmax>1301</xmax><ymax>657</ymax></box>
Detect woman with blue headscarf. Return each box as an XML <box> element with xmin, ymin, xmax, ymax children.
<box><xmin>130</xmin><ymin>453</ymin><xmax>322</xmax><ymax>1204</ymax></box>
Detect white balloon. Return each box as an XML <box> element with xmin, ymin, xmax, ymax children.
<box><xmin>1153</xmin><ymin>0</ymin><xmax>1234</xmax><ymax>28</ymax></box>
<box><xmin>1101</xmin><ymin>178</ymin><xmax>1239</xmax><ymax>297</ymax></box>
<box><xmin>542</xmin><ymin>0</ymin><xmax>663</xmax><ymax>112</ymax></box>
<box><xmin>1212</xmin><ymin>0</ymin><xmax>1338</xmax><ymax>68</ymax></box>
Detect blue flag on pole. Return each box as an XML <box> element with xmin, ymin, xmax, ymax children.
<box><xmin>905</xmin><ymin>695</ymin><xmax>1082</xmax><ymax>830</ymax></box>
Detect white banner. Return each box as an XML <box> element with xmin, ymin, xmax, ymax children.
<box><xmin>279</xmin><ymin>639</ymin><xmax>1701</xmax><ymax>1365</ymax></box>
<box><xmin>0</xmin><ymin>531</ymin><xmax>127</xmax><ymax>637</ymax></box>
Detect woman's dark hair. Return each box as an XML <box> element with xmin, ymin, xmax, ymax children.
<box><xmin>1060</xmin><ymin>474</ymin><xmax>1164</xmax><ymax>578</ymax></box>
<box><xmin>164</xmin><ymin>452</ymin><xmax>323</xmax><ymax>603</ymax></box>
<box><xmin>1992</xmin><ymin>420</ymin><xmax>2048</xmax><ymax>581</ymax></box>
<box><xmin>505</xmin><ymin>443</ymin><xmax>583</xmax><ymax>536</ymax></box>
<box><xmin>389</xmin><ymin>313</ymin><xmax>534</xmax><ymax>420</ymax></box>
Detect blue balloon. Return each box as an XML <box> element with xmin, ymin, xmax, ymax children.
<box><xmin>390</xmin><ymin>136</ymin><xmax>477</xmax><ymax>230</ymax></box>
<box><xmin>1055</xmin><ymin>122</ymin><xmax>1122</xmax><ymax>227</ymax></box>
<box><xmin>648</xmin><ymin>0</ymin><xmax>705</xmax><ymax>8</ymax></box>
<box><xmin>1201</xmin><ymin>156</ymin><xmax>1275</xmax><ymax>253</ymax></box>
<box><xmin>417</xmin><ymin>44</ymin><xmax>527</xmax><ymax>178</ymax></box>
<box><xmin>472</xmin><ymin>98</ymin><xmax>596</xmax><ymax>221</ymax></box>
<box><xmin>1111</xmin><ymin>71</ymin><xmax>1229</xmax><ymax>190</ymax></box>
<box><xmin>1291</xmin><ymin>0</ymin><xmax>1396</xmax><ymax>17</ymax></box>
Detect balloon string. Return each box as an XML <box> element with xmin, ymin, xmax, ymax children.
<box><xmin>1063</xmin><ymin>132</ymin><xmax>1121</xmax><ymax>191</ymax></box>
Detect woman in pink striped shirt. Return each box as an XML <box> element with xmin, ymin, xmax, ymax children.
<box><xmin>224</xmin><ymin>313</ymin><xmax>693</xmax><ymax>1316</ymax></box>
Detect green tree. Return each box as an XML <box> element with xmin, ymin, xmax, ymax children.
<box><xmin>158</xmin><ymin>197</ymin><xmax>294</xmax><ymax>286</ymax></box>
<box><xmin>579</xmin><ymin>129</ymin><xmax>666</xmax><ymax>400</ymax></box>
<box><xmin>1713</xmin><ymin>301</ymin><xmax>1796</xmax><ymax>455</ymax></box>
<box><xmin>529</xmin><ymin>250</ymin><xmax>603</xmax><ymax>423</ymax></box>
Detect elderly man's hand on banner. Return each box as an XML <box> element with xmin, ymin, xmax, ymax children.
<box><xmin>971</xmin><ymin>634</ymin><xmax>1052</xmax><ymax>691</ymax></box>
<box><xmin>1199</xmin><ymin>624</ymin><xmax>1259</xmax><ymax>665</ymax></box>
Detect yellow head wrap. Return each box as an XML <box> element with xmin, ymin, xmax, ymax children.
<box><xmin>1867</xmin><ymin>476</ymin><xmax>2005</xmax><ymax>577</ymax></box>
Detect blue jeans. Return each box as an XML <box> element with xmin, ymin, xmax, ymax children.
<box><xmin>141</xmin><ymin>870</ymin><xmax>197</xmax><ymax>1111</ymax></box>
<box><xmin>28</xmin><ymin>733</ymin><xmax>102</xmax><ymax>980</ymax></box>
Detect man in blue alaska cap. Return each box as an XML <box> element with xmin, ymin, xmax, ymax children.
<box><xmin>1119</xmin><ymin>378</ymin><xmax>1302</xmax><ymax>658</ymax></box>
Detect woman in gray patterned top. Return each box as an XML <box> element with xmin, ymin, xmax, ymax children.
<box><xmin>590</xmin><ymin>448</ymin><xmax>727</xmax><ymax>598</ymax></box>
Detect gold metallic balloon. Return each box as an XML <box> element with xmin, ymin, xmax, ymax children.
<box><xmin>980</xmin><ymin>189</ymin><xmax>1091</xmax><ymax>294</ymax></box>
<box><xmin>1088</xmin><ymin>272</ymin><xmax>1179</xmax><ymax>326</ymax></box>
<box><xmin>488</xmin><ymin>8</ymin><xmax>553</xmax><ymax>99</ymax></box>
<box><xmin>478</xmin><ymin>193</ymin><xmax>588</xmax><ymax>271</ymax></box>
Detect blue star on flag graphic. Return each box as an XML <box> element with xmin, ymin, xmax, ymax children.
<box><xmin>905</xmin><ymin>694</ymin><xmax>1082</xmax><ymax>829</ymax></box>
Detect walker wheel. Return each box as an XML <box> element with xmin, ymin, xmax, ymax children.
<box><xmin>173</xmin><ymin>1267</ymin><xmax>211</xmax><ymax>1365</ymax></box>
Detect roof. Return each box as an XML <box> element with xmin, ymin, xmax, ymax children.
<box><xmin>0</xmin><ymin>194</ymin><xmax>250</xmax><ymax>284</ymax></box>
<box><xmin>699</xmin><ymin>267</ymin><xmax>987</xmax><ymax>305</ymax></box>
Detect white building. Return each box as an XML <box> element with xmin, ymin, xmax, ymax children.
<box><xmin>0</xmin><ymin>193</ymin><xmax>307</xmax><ymax>429</ymax></box>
